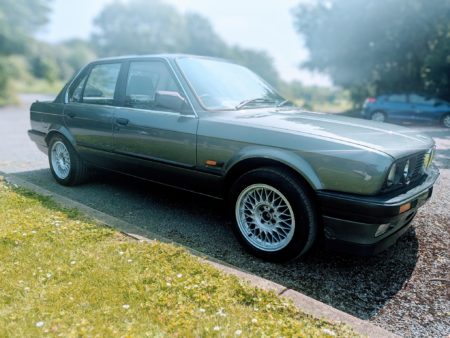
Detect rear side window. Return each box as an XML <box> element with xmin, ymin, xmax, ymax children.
<box><xmin>83</xmin><ymin>63</ymin><xmax>121</xmax><ymax>105</ymax></box>
<box><xmin>125</xmin><ymin>61</ymin><xmax>182</xmax><ymax>111</ymax></box>
<box><xmin>69</xmin><ymin>72</ymin><xmax>88</xmax><ymax>103</ymax></box>
<box><xmin>387</xmin><ymin>94</ymin><xmax>407</xmax><ymax>103</ymax></box>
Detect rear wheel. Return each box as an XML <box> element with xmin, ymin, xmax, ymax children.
<box><xmin>48</xmin><ymin>135</ymin><xmax>89</xmax><ymax>186</ymax></box>
<box><xmin>229</xmin><ymin>167</ymin><xmax>317</xmax><ymax>262</ymax></box>
<box><xmin>442</xmin><ymin>114</ymin><xmax>450</xmax><ymax>128</ymax></box>
<box><xmin>371</xmin><ymin>111</ymin><xmax>386</xmax><ymax>122</ymax></box>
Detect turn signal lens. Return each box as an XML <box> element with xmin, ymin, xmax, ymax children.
<box><xmin>399</xmin><ymin>203</ymin><xmax>411</xmax><ymax>214</ymax></box>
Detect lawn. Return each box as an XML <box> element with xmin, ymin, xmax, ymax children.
<box><xmin>0</xmin><ymin>179</ymin><xmax>357</xmax><ymax>337</ymax></box>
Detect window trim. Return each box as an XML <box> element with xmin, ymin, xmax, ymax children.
<box><xmin>408</xmin><ymin>94</ymin><xmax>435</xmax><ymax>106</ymax></box>
<box><xmin>81</xmin><ymin>62</ymin><xmax>123</xmax><ymax>106</ymax></box>
<box><xmin>119</xmin><ymin>58</ymin><xmax>196</xmax><ymax>116</ymax></box>
<box><xmin>65</xmin><ymin>66</ymin><xmax>90</xmax><ymax>104</ymax></box>
<box><xmin>65</xmin><ymin>61</ymin><xmax>124</xmax><ymax>107</ymax></box>
<box><xmin>64</xmin><ymin>57</ymin><xmax>197</xmax><ymax>117</ymax></box>
<box><xmin>387</xmin><ymin>94</ymin><xmax>408</xmax><ymax>103</ymax></box>
<box><xmin>174</xmin><ymin>56</ymin><xmax>285</xmax><ymax>113</ymax></box>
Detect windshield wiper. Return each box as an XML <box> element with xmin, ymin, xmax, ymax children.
<box><xmin>276</xmin><ymin>99</ymin><xmax>294</xmax><ymax>107</ymax></box>
<box><xmin>235</xmin><ymin>98</ymin><xmax>277</xmax><ymax>110</ymax></box>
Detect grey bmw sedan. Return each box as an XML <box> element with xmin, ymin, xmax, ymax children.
<box><xmin>28</xmin><ymin>54</ymin><xmax>439</xmax><ymax>261</ymax></box>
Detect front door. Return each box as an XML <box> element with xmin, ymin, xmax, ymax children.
<box><xmin>385</xmin><ymin>94</ymin><xmax>412</xmax><ymax>122</ymax></box>
<box><xmin>112</xmin><ymin>60</ymin><xmax>198</xmax><ymax>184</ymax></box>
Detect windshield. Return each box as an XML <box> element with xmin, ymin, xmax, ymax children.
<box><xmin>177</xmin><ymin>57</ymin><xmax>286</xmax><ymax>110</ymax></box>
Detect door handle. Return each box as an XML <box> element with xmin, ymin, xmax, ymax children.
<box><xmin>116</xmin><ymin>118</ymin><xmax>129</xmax><ymax>126</ymax></box>
<box><xmin>67</xmin><ymin>112</ymin><xmax>76</xmax><ymax>118</ymax></box>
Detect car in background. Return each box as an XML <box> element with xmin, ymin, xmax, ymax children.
<box><xmin>361</xmin><ymin>93</ymin><xmax>450</xmax><ymax>128</ymax></box>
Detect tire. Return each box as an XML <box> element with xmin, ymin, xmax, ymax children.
<box><xmin>442</xmin><ymin>114</ymin><xmax>450</xmax><ymax>128</ymax></box>
<box><xmin>371</xmin><ymin>111</ymin><xmax>386</xmax><ymax>122</ymax></box>
<box><xmin>48</xmin><ymin>135</ymin><xmax>89</xmax><ymax>186</ymax></box>
<box><xmin>229</xmin><ymin>167</ymin><xmax>317</xmax><ymax>262</ymax></box>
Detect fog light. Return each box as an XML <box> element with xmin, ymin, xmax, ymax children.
<box><xmin>375</xmin><ymin>223</ymin><xmax>390</xmax><ymax>237</ymax></box>
<box><xmin>399</xmin><ymin>202</ymin><xmax>411</xmax><ymax>214</ymax></box>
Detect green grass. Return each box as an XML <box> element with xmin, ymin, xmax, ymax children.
<box><xmin>0</xmin><ymin>180</ymin><xmax>357</xmax><ymax>337</ymax></box>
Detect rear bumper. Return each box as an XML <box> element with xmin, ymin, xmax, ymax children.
<box><xmin>317</xmin><ymin>165</ymin><xmax>440</xmax><ymax>255</ymax></box>
<box><xmin>28</xmin><ymin>129</ymin><xmax>48</xmax><ymax>154</ymax></box>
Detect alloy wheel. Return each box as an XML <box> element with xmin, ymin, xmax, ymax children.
<box><xmin>51</xmin><ymin>141</ymin><xmax>71</xmax><ymax>179</ymax></box>
<box><xmin>235</xmin><ymin>184</ymin><xmax>295</xmax><ymax>252</ymax></box>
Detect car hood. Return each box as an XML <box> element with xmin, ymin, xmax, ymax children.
<box><xmin>206</xmin><ymin>109</ymin><xmax>434</xmax><ymax>158</ymax></box>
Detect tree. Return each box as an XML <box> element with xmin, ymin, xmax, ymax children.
<box><xmin>92</xmin><ymin>0</ymin><xmax>280</xmax><ymax>85</ymax></box>
<box><xmin>0</xmin><ymin>0</ymin><xmax>51</xmax><ymax>102</ymax></box>
<box><xmin>227</xmin><ymin>46</ymin><xmax>280</xmax><ymax>87</ymax></box>
<box><xmin>293</xmin><ymin>0</ymin><xmax>450</xmax><ymax>104</ymax></box>
<box><xmin>0</xmin><ymin>0</ymin><xmax>50</xmax><ymax>54</ymax></box>
<box><xmin>92</xmin><ymin>0</ymin><xmax>186</xmax><ymax>56</ymax></box>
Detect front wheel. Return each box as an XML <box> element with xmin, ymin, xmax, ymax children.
<box><xmin>442</xmin><ymin>114</ymin><xmax>450</xmax><ymax>128</ymax></box>
<box><xmin>371</xmin><ymin>111</ymin><xmax>386</xmax><ymax>122</ymax></box>
<box><xmin>229</xmin><ymin>167</ymin><xmax>317</xmax><ymax>262</ymax></box>
<box><xmin>48</xmin><ymin>135</ymin><xmax>89</xmax><ymax>186</ymax></box>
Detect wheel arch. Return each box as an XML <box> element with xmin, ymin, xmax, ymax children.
<box><xmin>45</xmin><ymin>126</ymin><xmax>76</xmax><ymax>148</ymax></box>
<box><xmin>224</xmin><ymin>150</ymin><xmax>322</xmax><ymax>195</ymax></box>
<box><xmin>441</xmin><ymin>112</ymin><xmax>450</xmax><ymax>127</ymax></box>
<box><xmin>371</xmin><ymin>109</ymin><xmax>387</xmax><ymax>119</ymax></box>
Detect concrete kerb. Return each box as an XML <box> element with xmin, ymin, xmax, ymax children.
<box><xmin>3</xmin><ymin>173</ymin><xmax>398</xmax><ymax>338</ymax></box>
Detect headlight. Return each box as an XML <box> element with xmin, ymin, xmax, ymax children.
<box><xmin>403</xmin><ymin>159</ymin><xmax>410</xmax><ymax>183</ymax></box>
<box><xmin>387</xmin><ymin>163</ymin><xmax>397</xmax><ymax>186</ymax></box>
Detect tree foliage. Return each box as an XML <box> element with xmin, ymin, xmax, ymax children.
<box><xmin>0</xmin><ymin>0</ymin><xmax>51</xmax><ymax>102</ymax></box>
<box><xmin>294</xmin><ymin>0</ymin><xmax>450</xmax><ymax>104</ymax></box>
<box><xmin>0</xmin><ymin>0</ymin><xmax>50</xmax><ymax>55</ymax></box>
<box><xmin>92</xmin><ymin>0</ymin><xmax>280</xmax><ymax>86</ymax></box>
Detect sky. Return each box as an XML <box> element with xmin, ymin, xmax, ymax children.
<box><xmin>36</xmin><ymin>0</ymin><xmax>330</xmax><ymax>86</ymax></box>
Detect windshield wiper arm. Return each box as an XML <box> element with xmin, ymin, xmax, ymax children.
<box><xmin>276</xmin><ymin>99</ymin><xmax>294</xmax><ymax>107</ymax></box>
<box><xmin>236</xmin><ymin>98</ymin><xmax>276</xmax><ymax>110</ymax></box>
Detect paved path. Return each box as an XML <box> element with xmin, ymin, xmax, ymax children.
<box><xmin>1</xmin><ymin>94</ymin><xmax>449</xmax><ymax>337</ymax></box>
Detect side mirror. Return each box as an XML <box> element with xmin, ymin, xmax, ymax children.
<box><xmin>155</xmin><ymin>91</ymin><xmax>186</xmax><ymax>113</ymax></box>
<box><xmin>434</xmin><ymin>101</ymin><xmax>443</xmax><ymax>107</ymax></box>
<box><xmin>84</xmin><ymin>85</ymin><xmax>103</xmax><ymax>98</ymax></box>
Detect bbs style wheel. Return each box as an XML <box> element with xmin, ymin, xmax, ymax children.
<box><xmin>229</xmin><ymin>167</ymin><xmax>317</xmax><ymax>262</ymax></box>
<box><xmin>48</xmin><ymin>135</ymin><xmax>89</xmax><ymax>186</ymax></box>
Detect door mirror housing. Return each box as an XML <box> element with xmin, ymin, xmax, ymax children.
<box><xmin>155</xmin><ymin>91</ymin><xmax>187</xmax><ymax>113</ymax></box>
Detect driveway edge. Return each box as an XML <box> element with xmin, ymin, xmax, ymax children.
<box><xmin>3</xmin><ymin>173</ymin><xmax>398</xmax><ymax>338</ymax></box>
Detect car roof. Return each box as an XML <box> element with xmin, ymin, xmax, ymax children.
<box><xmin>91</xmin><ymin>53</ymin><xmax>231</xmax><ymax>64</ymax></box>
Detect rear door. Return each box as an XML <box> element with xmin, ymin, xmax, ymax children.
<box><xmin>385</xmin><ymin>94</ymin><xmax>412</xmax><ymax>122</ymax></box>
<box><xmin>112</xmin><ymin>60</ymin><xmax>198</xmax><ymax>180</ymax></box>
<box><xmin>64</xmin><ymin>62</ymin><xmax>123</xmax><ymax>163</ymax></box>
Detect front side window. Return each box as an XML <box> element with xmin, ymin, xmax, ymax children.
<box><xmin>177</xmin><ymin>57</ymin><xmax>285</xmax><ymax>110</ymax></box>
<box><xmin>125</xmin><ymin>61</ymin><xmax>184</xmax><ymax>112</ymax></box>
<box><xmin>82</xmin><ymin>63</ymin><xmax>121</xmax><ymax>105</ymax></box>
<box><xmin>409</xmin><ymin>94</ymin><xmax>435</xmax><ymax>106</ymax></box>
<box><xmin>387</xmin><ymin>94</ymin><xmax>407</xmax><ymax>103</ymax></box>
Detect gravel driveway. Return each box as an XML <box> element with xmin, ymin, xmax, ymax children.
<box><xmin>1</xmin><ymin>94</ymin><xmax>449</xmax><ymax>337</ymax></box>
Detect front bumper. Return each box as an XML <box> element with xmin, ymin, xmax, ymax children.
<box><xmin>317</xmin><ymin>165</ymin><xmax>440</xmax><ymax>255</ymax></box>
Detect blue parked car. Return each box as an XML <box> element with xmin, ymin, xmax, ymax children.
<box><xmin>361</xmin><ymin>93</ymin><xmax>450</xmax><ymax>128</ymax></box>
